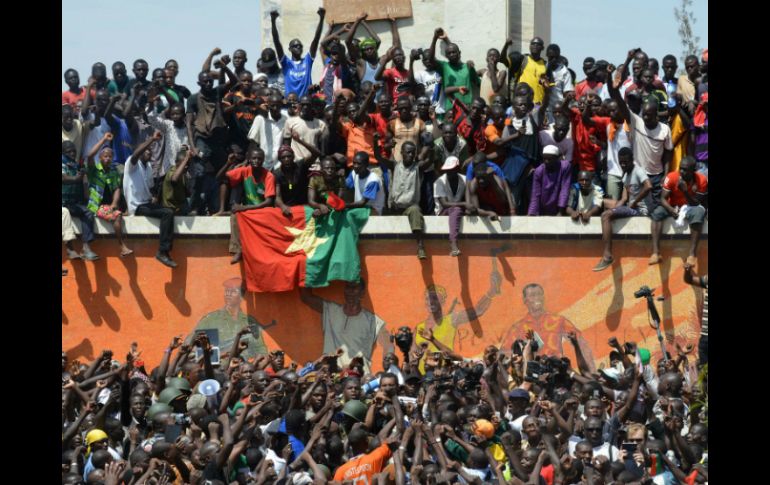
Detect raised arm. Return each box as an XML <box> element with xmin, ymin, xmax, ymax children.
<box><xmin>345</xmin><ymin>12</ymin><xmax>368</xmax><ymax>54</ymax></box>
<box><xmin>170</xmin><ymin>149</ymin><xmax>192</xmax><ymax>183</ymax></box>
<box><xmin>426</xmin><ymin>27</ymin><xmax>448</xmax><ymax>64</ymax></box>
<box><xmin>361</xmin><ymin>19</ymin><xmax>382</xmax><ymax>48</ymax></box>
<box><xmin>374</xmin><ymin>48</ymin><xmax>393</xmax><ymax>81</ymax></box>
<box><xmin>308</xmin><ymin>7</ymin><xmax>327</xmax><ymax>59</ymax></box>
<box><xmin>499</xmin><ymin>36</ymin><xmax>513</xmax><ymax>69</ymax></box>
<box><xmin>270</xmin><ymin>11</ymin><xmax>285</xmax><ymax>60</ymax></box>
<box><xmin>129</xmin><ymin>131</ymin><xmax>159</xmax><ymax>163</ymax></box>
<box><xmin>372</xmin><ymin>133</ymin><xmax>395</xmax><ymax>172</ymax></box>
<box><xmin>607</xmin><ymin>64</ymin><xmax>631</xmax><ymax>123</ymax></box>
<box><xmin>202</xmin><ymin>47</ymin><xmax>223</xmax><ymax>74</ymax></box>
<box><xmin>388</xmin><ymin>16</ymin><xmax>401</xmax><ymax>49</ymax></box>
<box><xmin>86</xmin><ymin>132</ymin><xmax>114</xmax><ymax>166</ymax></box>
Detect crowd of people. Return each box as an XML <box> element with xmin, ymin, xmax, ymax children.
<box><xmin>61</xmin><ymin>9</ymin><xmax>709</xmax><ymax>484</ymax></box>
<box><xmin>60</xmin><ymin>319</ymin><xmax>708</xmax><ymax>485</ymax></box>
<box><xmin>62</xmin><ymin>8</ymin><xmax>708</xmax><ymax>270</ymax></box>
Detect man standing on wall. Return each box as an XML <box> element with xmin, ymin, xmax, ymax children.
<box><xmin>193</xmin><ymin>277</ymin><xmax>269</xmax><ymax>361</ymax></box>
<box><xmin>500</xmin><ymin>283</ymin><xmax>596</xmax><ymax>371</ymax></box>
<box><xmin>299</xmin><ymin>279</ymin><xmax>393</xmax><ymax>373</ymax></box>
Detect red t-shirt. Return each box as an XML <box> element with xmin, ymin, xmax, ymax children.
<box><xmin>569</xmin><ymin>108</ymin><xmax>610</xmax><ymax>172</ymax></box>
<box><xmin>382</xmin><ymin>67</ymin><xmax>410</xmax><ymax>103</ymax></box>
<box><xmin>62</xmin><ymin>88</ymin><xmax>86</xmax><ymax>108</ymax></box>
<box><xmin>226</xmin><ymin>166</ymin><xmax>276</xmax><ymax>205</ymax></box>
<box><xmin>662</xmin><ymin>171</ymin><xmax>708</xmax><ymax>207</ymax></box>
<box><xmin>575</xmin><ymin>80</ymin><xmax>603</xmax><ymax>100</ymax></box>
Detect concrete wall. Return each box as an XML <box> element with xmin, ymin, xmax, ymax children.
<box><xmin>63</xmin><ymin>216</ymin><xmax>707</xmax><ymax>373</ymax></box>
<box><xmin>259</xmin><ymin>0</ymin><xmax>551</xmax><ymax>83</ymax></box>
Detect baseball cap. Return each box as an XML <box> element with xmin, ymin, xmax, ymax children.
<box><xmin>508</xmin><ymin>388</ymin><xmax>530</xmax><ymax>400</ymax></box>
<box><xmin>472</xmin><ymin>419</ymin><xmax>495</xmax><ymax>439</ymax></box>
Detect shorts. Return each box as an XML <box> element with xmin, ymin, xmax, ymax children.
<box><xmin>611</xmin><ymin>205</ymin><xmax>646</xmax><ymax>218</ymax></box>
<box><xmin>96</xmin><ymin>204</ymin><xmax>122</xmax><ymax>221</ymax></box>
<box><xmin>650</xmin><ymin>204</ymin><xmax>706</xmax><ymax>223</ymax></box>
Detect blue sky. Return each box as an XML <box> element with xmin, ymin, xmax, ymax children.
<box><xmin>62</xmin><ymin>0</ymin><xmax>707</xmax><ymax>91</ymax></box>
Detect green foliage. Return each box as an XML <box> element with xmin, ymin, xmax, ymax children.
<box><xmin>689</xmin><ymin>363</ymin><xmax>708</xmax><ymax>426</ymax></box>
<box><xmin>674</xmin><ymin>0</ymin><xmax>701</xmax><ymax>73</ymax></box>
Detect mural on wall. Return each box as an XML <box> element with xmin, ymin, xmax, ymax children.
<box><xmin>193</xmin><ymin>277</ymin><xmax>270</xmax><ymax>360</ymax></box>
<box><xmin>412</xmin><ymin>257</ymin><xmax>502</xmax><ymax>371</ymax></box>
<box><xmin>62</xmin><ymin>239</ymin><xmax>707</xmax><ymax>372</ymax></box>
<box><xmin>499</xmin><ymin>283</ymin><xmax>595</xmax><ymax>365</ymax></box>
<box><xmin>298</xmin><ymin>281</ymin><xmax>392</xmax><ymax>373</ymax></box>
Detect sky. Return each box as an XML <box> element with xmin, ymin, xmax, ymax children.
<box><xmin>62</xmin><ymin>0</ymin><xmax>707</xmax><ymax>91</ymax></box>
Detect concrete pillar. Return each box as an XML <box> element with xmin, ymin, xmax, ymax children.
<box><xmin>259</xmin><ymin>0</ymin><xmax>551</xmax><ymax>82</ymax></box>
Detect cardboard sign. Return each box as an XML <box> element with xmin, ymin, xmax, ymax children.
<box><xmin>323</xmin><ymin>0</ymin><xmax>412</xmax><ymax>24</ymax></box>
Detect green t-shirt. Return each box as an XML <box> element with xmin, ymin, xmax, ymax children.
<box><xmin>161</xmin><ymin>166</ymin><xmax>188</xmax><ymax>213</ymax></box>
<box><xmin>436</xmin><ymin>60</ymin><xmax>480</xmax><ymax>112</ymax></box>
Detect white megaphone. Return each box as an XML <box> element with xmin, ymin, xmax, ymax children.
<box><xmin>199</xmin><ymin>379</ymin><xmax>221</xmax><ymax>409</ymax></box>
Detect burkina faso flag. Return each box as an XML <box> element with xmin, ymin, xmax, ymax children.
<box><xmin>237</xmin><ymin>206</ymin><xmax>370</xmax><ymax>292</ymax></box>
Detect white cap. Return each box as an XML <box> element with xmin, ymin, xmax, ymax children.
<box><xmin>441</xmin><ymin>156</ymin><xmax>460</xmax><ymax>170</ymax></box>
<box><xmin>543</xmin><ymin>145</ymin><xmax>561</xmax><ymax>156</ymax></box>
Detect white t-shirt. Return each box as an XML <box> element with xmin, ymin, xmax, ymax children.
<box><xmin>622</xmin><ymin>165</ymin><xmax>650</xmax><ymax>215</ymax></box>
<box><xmin>547</xmin><ymin>64</ymin><xmax>574</xmax><ymax>112</ymax></box>
<box><xmin>248</xmin><ymin>113</ymin><xmax>287</xmax><ymax>169</ymax></box>
<box><xmin>433</xmin><ymin>173</ymin><xmax>467</xmax><ymax>214</ymax></box>
<box><xmin>568</xmin><ymin>436</ymin><xmax>620</xmax><ymax>461</ymax></box>
<box><xmin>347</xmin><ymin>170</ymin><xmax>385</xmax><ymax>215</ymax></box>
<box><xmin>415</xmin><ymin>69</ymin><xmax>443</xmax><ymax>111</ymax></box>
<box><xmin>321</xmin><ymin>301</ymin><xmax>385</xmax><ymax>373</ymax></box>
<box><xmin>147</xmin><ymin>111</ymin><xmax>191</xmax><ymax>177</ymax></box>
<box><xmin>283</xmin><ymin>117</ymin><xmax>327</xmax><ymax>163</ymax></box>
<box><xmin>606</xmin><ymin>122</ymin><xmax>633</xmax><ymax>178</ymax></box>
<box><xmin>81</xmin><ymin>112</ymin><xmax>112</xmax><ymax>162</ymax></box>
<box><xmin>123</xmin><ymin>156</ymin><xmax>154</xmax><ymax>215</ymax></box>
<box><xmin>629</xmin><ymin>112</ymin><xmax>673</xmax><ymax>175</ymax></box>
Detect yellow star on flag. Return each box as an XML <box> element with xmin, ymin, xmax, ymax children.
<box><xmin>284</xmin><ymin>217</ymin><xmax>329</xmax><ymax>259</ymax></box>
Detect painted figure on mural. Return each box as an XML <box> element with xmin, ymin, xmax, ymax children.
<box><xmin>500</xmin><ymin>283</ymin><xmax>595</xmax><ymax>367</ymax></box>
<box><xmin>192</xmin><ymin>277</ymin><xmax>269</xmax><ymax>359</ymax></box>
<box><xmin>299</xmin><ymin>279</ymin><xmax>393</xmax><ymax>373</ymax></box>
<box><xmin>412</xmin><ymin>259</ymin><xmax>503</xmax><ymax>370</ymax></box>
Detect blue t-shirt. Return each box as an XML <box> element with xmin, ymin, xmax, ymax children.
<box><xmin>281</xmin><ymin>53</ymin><xmax>314</xmax><ymax>97</ymax></box>
<box><xmin>465</xmin><ymin>161</ymin><xmax>505</xmax><ymax>181</ymax></box>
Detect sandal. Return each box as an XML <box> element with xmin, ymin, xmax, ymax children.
<box><xmin>592</xmin><ymin>257</ymin><xmax>613</xmax><ymax>272</ymax></box>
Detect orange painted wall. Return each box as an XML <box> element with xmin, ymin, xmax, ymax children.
<box><xmin>62</xmin><ymin>238</ymin><xmax>707</xmax><ymax>371</ymax></box>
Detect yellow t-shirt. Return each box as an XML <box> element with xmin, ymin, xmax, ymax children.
<box><xmin>517</xmin><ymin>56</ymin><xmax>547</xmax><ymax>104</ymax></box>
<box><xmin>670</xmin><ymin>113</ymin><xmax>690</xmax><ymax>173</ymax></box>
<box><xmin>414</xmin><ymin>315</ymin><xmax>454</xmax><ymax>373</ymax></box>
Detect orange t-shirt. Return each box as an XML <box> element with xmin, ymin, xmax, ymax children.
<box><xmin>333</xmin><ymin>443</ymin><xmax>392</xmax><ymax>484</ymax></box>
<box><xmin>340</xmin><ymin>120</ymin><xmax>376</xmax><ymax>166</ymax></box>
<box><xmin>484</xmin><ymin>123</ymin><xmax>505</xmax><ymax>155</ymax></box>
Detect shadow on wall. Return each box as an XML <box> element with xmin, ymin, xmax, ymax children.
<box><xmin>165</xmin><ymin>251</ymin><xmax>191</xmax><ymax>317</ymax></box>
<box><xmin>120</xmin><ymin>252</ymin><xmax>153</xmax><ymax>320</ymax></box>
<box><xmin>71</xmin><ymin>256</ymin><xmax>122</xmax><ymax>331</ymax></box>
<box><xmin>66</xmin><ymin>338</ymin><xmax>95</xmax><ymax>362</ymax></box>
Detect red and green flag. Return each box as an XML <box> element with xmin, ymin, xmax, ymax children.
<box><xmin>237</xmin><ymin>206</ymin><xmax>369</xmax><ymax>292</ymax></box>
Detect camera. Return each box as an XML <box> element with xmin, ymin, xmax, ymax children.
<box><xmin>634</xmin><ymin>286</ymin><xmax>653</xmax><ymax>299</ymax></box>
